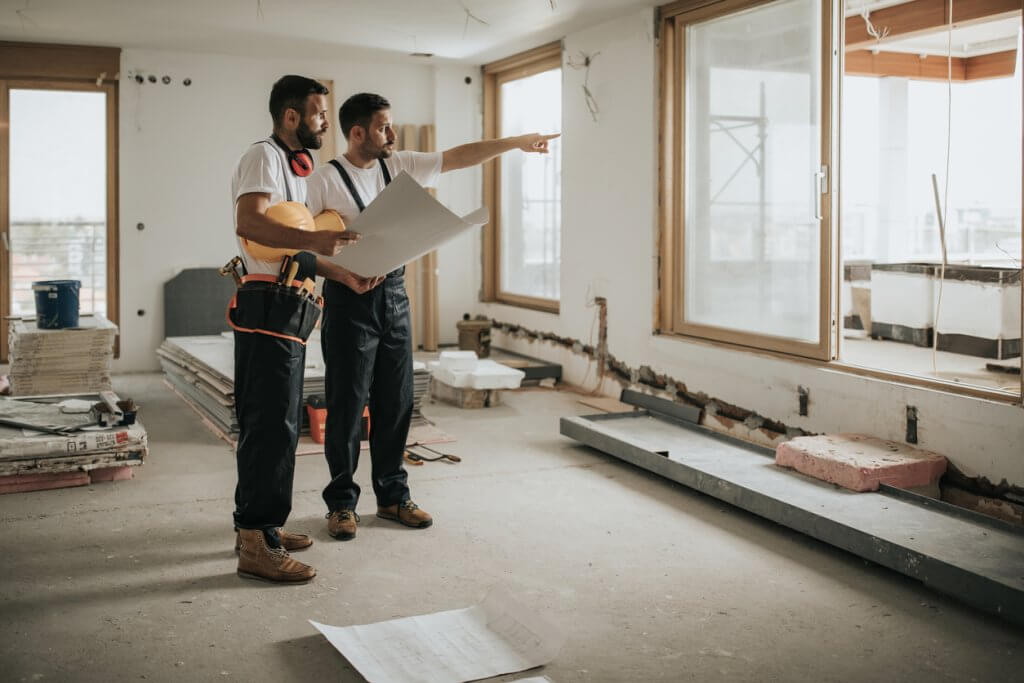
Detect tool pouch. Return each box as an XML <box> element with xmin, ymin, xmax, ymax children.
<box><xmin>227</xmin><ymin>280</ymin><xmax>321</xmax><ymax>345</ymax></box>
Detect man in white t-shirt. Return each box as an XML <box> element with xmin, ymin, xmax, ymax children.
<box><xmin>306</xmin><ymin>92</ymin><xmax>557</xmax><ymax>540</ymax></box>
<box><xmin>230</xmin><ymin>75</ymin><xmax>356</xmax><ymax>584</ymax></box>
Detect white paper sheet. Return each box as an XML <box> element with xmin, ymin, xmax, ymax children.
<box><xmin>324</xmin><ymin>171</ymin><xmax>488</xmax><ymax>277</ymax></box>
<box><xmin>309</xmin><ymin>586</ymin><xmax>562</xmax><ymax>683</ymax></box>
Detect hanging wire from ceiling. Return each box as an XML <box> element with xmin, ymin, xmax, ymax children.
<box><xmin>256</xmin><ymin>0</ymin><xmax>264</xmax><ymax>20</ymax></box>
<box><xmin>567</xmin><ymin>51</ymin><xmax>600</xmax><ymax>123</ymax></box>
<box><xmin>459</xmin><ymin>1</ymin><xmax>489</xmax><ymax>39</ymax></box>
<box><xmin>931</xmin><ymin>0</ymin><xmax>954</xmax><ymax>375</ymax></box>
<box><xmin>15</xmin><ymin>0</ymin><xmax>38</xmax><ymax>31</ymax></box>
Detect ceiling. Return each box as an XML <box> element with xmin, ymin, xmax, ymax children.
<box><xmin>0</xmin><ymin>0</ymin><xmax>656</xmax><ymax>64</ymax></box>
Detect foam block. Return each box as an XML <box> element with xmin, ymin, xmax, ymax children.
<box><xmin>775</xmin><ymin>434</ymin><xmax>947</xmax><ymax>492</ymax></box>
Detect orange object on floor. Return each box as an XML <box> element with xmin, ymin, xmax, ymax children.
<box><xmin>307</xmin><ymin>405</ymin><xmax>328</xmax><ymax>444</ymax></box>
<box><xmin>361</xmin><ymin>405</ymin><xmax>371</xmax><ymax>441</ymax></box>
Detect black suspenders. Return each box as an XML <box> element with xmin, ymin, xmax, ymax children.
<box><xmin>328</xmin><ymin>158</ymin><xmax>392</xmax><ymax>212</ymax></box>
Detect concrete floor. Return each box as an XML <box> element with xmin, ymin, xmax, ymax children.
<box><xmin>1</xmin><ymin>374</ymin><xmax>1021</xmax><ymax>683</ymax></box>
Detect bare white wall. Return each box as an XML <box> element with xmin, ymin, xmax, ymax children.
<box><xmin>116</xmin><ymin>48</ymin><xmax>435</xmax><ymax>371</ymax></box>
<box><xmin>445</xmin><ymin>7</ymin><xmax>1024</xmax><ymax>488</ymax></box>
<box><xmin>432</xmin><ymin>65</ymin><xmax>485</xmax><ymax>345</ymax></box>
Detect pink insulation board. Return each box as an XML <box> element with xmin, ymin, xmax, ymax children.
<box><xmin>776</xmin><ymin>434</ymin><xmax>947</xmax><ymax>492</ymax></box>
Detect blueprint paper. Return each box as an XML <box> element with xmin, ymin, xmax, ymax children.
<box><xmin>309</xmin><ymin>586</ymin><xmax>562</xmax><ymax>683</ymax></box>
<box><xmin>324</xmin><ymin>171</ymin><xmax>488</xmax><ymax>277</ymax></box>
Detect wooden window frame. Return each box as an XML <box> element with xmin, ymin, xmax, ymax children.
<box><xmin>658</xmin><ymin>0</ymin><xmax>837</xmax><ymax>361</ymax></box>
<box><xmin>658</xmin><ymin>1</ymin><xmax>1023</xmax><ymax>401</ymax></box>
<box><xmin>0</xmin><ymin>42</ymin><xmax>120</xmax><ymax>363</ymax></box>
<box><xmin>482</xmin><ymin>41</ymin><xmax>563</xmax><ymax>314</ymax></box>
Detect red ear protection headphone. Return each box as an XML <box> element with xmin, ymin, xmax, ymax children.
<box><xmin>271</xmin><ymin>134</ymin><xmax>314</xmax><ymax>177</ymax></box>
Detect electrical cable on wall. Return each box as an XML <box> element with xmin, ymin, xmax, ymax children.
<box><xmin>567</xmin><ymin>51</ymin><xmax>600</xmax><ymax>123</ymax></box>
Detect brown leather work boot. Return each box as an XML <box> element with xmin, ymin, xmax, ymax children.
<box><xmin>234</xmin><ymin>528</ymin><xmax>312</xmax><ymax>553</ymax></box>
<box><xmin>326</xmin><ymin>509</ymin><xmax>360</xmax><ymax>540</ymax></box>
<box><xmin>377</xmin><ymin>500</ymin><xmax>433</xmax><ymax>529</ymax></box>
<box><xmin>236</xmin><ymin>528</ymin><xmax>316</xmax><ymax>583</ymax></box>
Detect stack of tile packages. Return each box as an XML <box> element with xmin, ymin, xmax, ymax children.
<box><xmin>157</xmin><ymin>333</ymin><xmax>326</xmax><ymax>442</ymax></box>
<box><xmin>411</xmin><ymin>361</ymin><xmax>431</xmax><ymax>426</ymax></box>
<box><xmin>8</xmin><ymin>315</ymin><xmax>117</xmax><ymax>396</ymax></box>
<box><xmin>0</xmin><ymin>395</ymin><xmax>147</xmax><ymax>493</ymax></box>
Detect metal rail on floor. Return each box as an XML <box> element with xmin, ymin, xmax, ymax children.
<box><xmin>560</xmin><ymin>390</ymin><xmax>1024</xmax><ymax>627</ymax></box>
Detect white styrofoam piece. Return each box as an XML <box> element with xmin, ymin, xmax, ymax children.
<box><xmin>871</xmin><ymin>271</ymin><xmax>934</xmax><ymax>328</ymax></box>
<box><xmin>439</xmin><ymin>350</ymin><xmax>478</xmax><ymax>372</ymax></box>
<box><xmin>428</xmin><ymin>359</ymin><xmax>525</xmax><ymax>389</ymax></box>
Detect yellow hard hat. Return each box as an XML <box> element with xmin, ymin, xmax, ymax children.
<box><xmin>243</xmin><ymin>201</ymin><xmax>316</xmax><ymax>261</ymax></box>
<box><xmin>313</xmin><ymin>209</ymin><xmax>346</xmax><ymax>232</ymax></box>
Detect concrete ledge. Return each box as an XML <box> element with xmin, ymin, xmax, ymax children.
<box><xmin>776</xmin><ymin>434</ymin><xmax>947</xmax><ymax>492</ymax></box>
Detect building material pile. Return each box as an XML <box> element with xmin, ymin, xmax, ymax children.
<box><xmin>158</xmin><ymin>333</ymin><xmax>431</xmax><ymax>440</ymax></box>
<box><xmin>0</xmin><ymin>394</ymin><xmax>147</xmax><ymax>493</ymax></box>
<box><xmin>7</xmin><ymin>315</ymin><xmax>117</xmax><ymax>396</ymax></box>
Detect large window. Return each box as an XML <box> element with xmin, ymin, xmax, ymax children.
<box><xmin>1</xmin><ymin>42</ymin><xmax>120</xmax><ymax>362</ymax></box>
<box><xmin>483</xmin><ymin>42</ymin><xmax>562</xmax><ymax>312</ymax></box>
<box><xmin>660</xmin><ymin>0</ymin><xmax>834</xmax><ymax>359</ymax></box>
<box><xmin>659</xmin><ymin>0</ymin><xmax>1022</xmax><ymax>400</ymax></box>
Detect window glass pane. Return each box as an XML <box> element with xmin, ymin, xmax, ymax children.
<box><xmin>9</xmin><ymin>89</ymin><xmax>107</xmax><ymax>318</ymax></box>
<box><xmin>499</xmin><ymin>68</ymin><xmax>561</xmax><ymax>301</ymax></box>
<box><xmin>684</xmin><ymin>0</ymin><xmax>821</xmax><ymax>342</ymax></box>
<box><xmin>840</xmin><ymin>62</ymin><xmax>1022</xmax><ymax>393</ymax></box>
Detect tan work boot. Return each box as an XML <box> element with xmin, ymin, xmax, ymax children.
<box><xmin>377</xmin><ymin>500</ymin><xmax>433</xmax><ymax>529</ymax></box>
<box><xmin>234</xmin><ymin>528</ymin><xmax>312</xmax><ymax>553</ymax></box>
<box><xmin>326</xmin><ymin>509</ymin><xmax>360</xmax><ymax>540</ymax></box>
<box><xmin>236</xmin><ymin>528</ymin><xmax>316</xmax><ymax>583</ymax></box>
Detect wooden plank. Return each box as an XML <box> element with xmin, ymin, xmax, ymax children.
<box><xmin>419</xmin><ymin>123</ymin><xmax>440</xmax><ymax>351</ymax></box>
<box><xmin>845</xmin><ymin>49</ymin><xmax>967</xmax><ymax>79</ymax></box>
<box><xmin>845</xmin><ymin>0</ymin><xmax>1022</xmax><ymax>51</ymax></box>
<box><xmin>965</xmin><ymin>49</ymin><xmax>1018</xmax><ymax>80</ymax></box>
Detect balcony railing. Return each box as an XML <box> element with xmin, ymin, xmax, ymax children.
<box><xmin>8</xmin><ymin>220</ymin><xmax>107</xmax><ymax>318</ymax></box>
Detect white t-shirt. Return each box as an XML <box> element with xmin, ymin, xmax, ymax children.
<box><xmin>231</xmin><ymin>136</ymin><xmax>309</xmax><ymax>275</ymax></box>
<box><xmin>305</xmin><ymin>150</ymin><xmax>442</xmax><ymax>224</ymax></box>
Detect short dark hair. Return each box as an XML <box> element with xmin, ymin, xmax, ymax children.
<box><xmin>339</xmin><ymin>93</ymin><xmax>391</xmax><ymax>138</ymax></box>
<box><xmin>269</xmin><ymin>75</ymin><xmax>329</xmax><ymax>125</ymax></box>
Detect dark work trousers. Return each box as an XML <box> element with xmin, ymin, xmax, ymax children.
<box><xmin>321</xmin><ymin>273</ymin><xmax>412</xmax><ymax>512</ymax></box>
<box><xmin>233</xmin><ymin>329</ymin><xmax>306</xmax><ymax>532</ymax></box>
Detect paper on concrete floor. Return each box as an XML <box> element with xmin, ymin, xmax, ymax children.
<box><xmin>309</xmin><ymin>586</ymin><xmax>562</xmax><ymax>683</ymax></box>
<box><xmin>324</xmin><ymin>171</ymin><xmax>488</xmax><ymax>278</ymax></box>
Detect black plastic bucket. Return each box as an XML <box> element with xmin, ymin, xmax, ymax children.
<box><xmin>32</xmin><ymin>280</ymin><xmax>81</xmax><ymax>329</ymax></box>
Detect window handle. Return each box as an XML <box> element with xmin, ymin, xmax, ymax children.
<box><xmin>1</xmin><ymin>231</ymin><xmax>8</xmax><ymax>252</ymax></box>
<box><xmin>813</xmin><ymin>165</ymin><xmax>828</xmax><ymax>221</ymax></box>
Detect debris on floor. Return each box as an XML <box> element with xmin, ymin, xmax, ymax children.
<box><xmin>428</xmin><ymin>351</ymin><xmax>524</xmax><ymax>409</ymax></box>
<box><xmin>309</xmin><ymin>586</ymin><xmax>562</xmax><ymax>683</ymax></box>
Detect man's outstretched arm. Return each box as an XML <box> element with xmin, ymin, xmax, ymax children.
<box><xmin>441</xmin><ymin>133</ymin><xmax>560</xmax><ymax>173</ymax></box>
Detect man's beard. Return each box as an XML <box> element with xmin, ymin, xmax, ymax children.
<box><xmin>363</xmin><ymin>139</ymin><xmax>393</xmax><ymax>160</ymax></box>
<box><xmin>297</xmin><ymin>120</ymin><xmax>323</xmax><ymax>149</ymax></box>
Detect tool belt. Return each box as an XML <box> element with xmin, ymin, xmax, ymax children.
<box><xmin>226</xmin><ymin>274</ymin><xmax>322</xmax><ymax>345</ymax></box>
